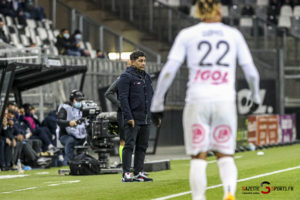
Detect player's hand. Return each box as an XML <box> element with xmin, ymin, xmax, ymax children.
<box><xmin>127</xmin><ymin>120</ymin><xmax>135</xmax><ymax>128</ymax></box>
<box><xmin>69</xmin><ymin>120</ymin><xmax>77</xmax><ymax>127</ymax></box>
<box><xmin>151</xmin><ymin>112</ymin><xmax>163</xmax><ymax>127</ymax></box>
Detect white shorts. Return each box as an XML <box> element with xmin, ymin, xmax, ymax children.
<box><xmin>183</xmin><ymin>100</ymin><xmax>237</xmax><ymax>155</ymax></box>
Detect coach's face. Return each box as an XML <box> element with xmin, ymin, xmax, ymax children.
<box><xmin>132</xmin><ymin>56</ymin><xmax>146</xmax><ymax>71</ymax></box>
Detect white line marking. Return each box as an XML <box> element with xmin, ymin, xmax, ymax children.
<box><xmin>1</xmin><ymin>187</ymin><xmax>38</xmax><ymax>194</ymax></box>
<box><xmin>153</xmin><ymin>165</ymin><xmax>300</xmax><ymax>200</ymax></box>
<box><xmin>48</xmin><ymin>180</ymin><xmax>80</xmax><ymax>187</ymax></box>
<box><xmin>35</xmin><ymin>172</ymin><xmax>49</xmax><ymax>175</ymax></box>
<box><xmin>0</xmin><ymin>175</ymin><xmax>28</xmax><ymax>179</ymax></box>
<box><xmin>1</xmin><ymin>180</ymin><xmax>80</xmax><ymax>194</ymax></box>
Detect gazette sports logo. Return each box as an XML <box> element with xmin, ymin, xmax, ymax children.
<box><xmin>242</xmin><ymin>181</ymin><xmax>294</xmax><ymax>195</ymax></box>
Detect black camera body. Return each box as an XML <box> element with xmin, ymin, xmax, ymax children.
<box><xmin>77</xmin><ymin>100</ymin><xmax>118</xmax><ymax>168</ymax></box>
<box><xmin>81</xmin><ymin>100</ymin><xmax>101</xmax><ymax>119</ymax></box>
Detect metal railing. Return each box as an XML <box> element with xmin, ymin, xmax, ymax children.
<box><xmin>38</xmin><ymin>0</ymin><xmax>161</xmax><ymax>63</ymax></box>
<box><xmin>95</xmin><ymin>0</ymin><xmax>199</xmax><ymax>43</ymax></box>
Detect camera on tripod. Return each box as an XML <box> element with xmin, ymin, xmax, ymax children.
<box><xmin>76</xmin><ymin>100</ymin><xmax>119</xmax><ymax>169</ymax></box>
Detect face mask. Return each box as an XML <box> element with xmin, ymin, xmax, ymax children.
<box><xmin>75</xmin><ymin>34</ymin><xmax>82</xmax><ymax>41</ymax></box>
<box><xmin>63</xmin><ymin>33</ymin><xmax>70</xmax><ymax>39</ymax></box>
<box><xmin>74</xmin><ymin>102</ymin><xmax>82</xmax><ymax>109</ymax></box>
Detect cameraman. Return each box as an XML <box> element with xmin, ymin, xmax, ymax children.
<box><xmin>57</xmin><ymin>90</ymin><xmax>87</xmax><ymax>165</ymax></box>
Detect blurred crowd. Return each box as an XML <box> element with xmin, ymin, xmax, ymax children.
<box><xmin>0</xmin><ymin>102</ymin><xmax>59</xmax><ymax>171</ymax></box>
<box><xmin>0</xmin><ymin>0</ymin><xmax>45</xmax><ymax>25</ymax></box>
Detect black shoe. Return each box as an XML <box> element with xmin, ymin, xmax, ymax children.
<box><xmin>133</xmin><ymin>172</ymin><xmax>153</xmax><ymax>182</ymax></box>
<box><xmin>122</xmin><ymin>172</ymin><xmax>132</xmax><ymax>182</ymax></box>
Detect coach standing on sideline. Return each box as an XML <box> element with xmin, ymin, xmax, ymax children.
<box><xmin>118</xmin><ymin>51</ymin><xmax>156</xmax><ymax>182</ymax></box>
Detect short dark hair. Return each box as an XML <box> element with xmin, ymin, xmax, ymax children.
<box><xmin>130</xmin><ymin>51</ymin><xmax>146</xmax><ymax>61</ymax></box>
<box><xmin>73</xmin><ymin>29</ymin><xmax>81</xmax><ymax>35</ymax></box>
<box><xmin>60</xmin><ymin>28</ymin><xmax>67</xmax><ymax>33</ymax></box>
<box><xmin>7</xmin><ymin>101</ymin><xmax>16</xmax><ymax>107</ymax></box>
<box><xmin>8</xmin><ymin>109</ymin><xmax>15</xmax><ymax>115</ymax></box>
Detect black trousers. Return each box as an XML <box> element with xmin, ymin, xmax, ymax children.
<box><xmin>122</xmin><ymin>124</ymin><xmax>150</xmax><ymax>175</ymax></box>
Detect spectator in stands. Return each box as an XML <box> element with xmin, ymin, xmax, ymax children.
<box><xmin>42</xmin><ymin>109</ymin><xmax>58</xmax><ymax>146</ymax></box>
<box><xmin>23</xmin><ymin>0</ymin><xmax>46</xmax><ymax>20</ymax></box>
<box><xmin>241</xmin><ymin>5</ymin><xmax>255</xmax><ymax>16</ymax></box>
<box><xmin>0</xmin><ymin>109</ymin><xmax>12</xmax><ymax>170</ymax></box>
<box><xmin>0</xmin><ymin>18</ymin><xmax>9</xmax><ymax>44</ymax></box>
<box><xmin>17</xmin><ymin>10</ymin><xmax>27</xmax><ymax>26</ymax></box>
<box><xmin>96</xmin><ymin>50</ymin><xmax>105</xmax><ymax>59</ymax></box>
<box><xmin>69</xmin><ymin>30</ymin><xmax>90</xmax><ymax>57</ymax></box>
<box><xmin>7</xmin><ymin>108</ymin><xmax>23</xmax><ymax>169</ymax></box>
<box><xmin>0</xmin><ymin>108</ymin><xmax>22</xmax><ymax>170</ymax></box>
<box><xmin>0</xmin><ymin>0</ymin><xmax>16</xmax><ymax>17</ymax></box>
<box><xmin>22</xmin><ymin>104</ymin><xmax>57</xmax><ymax>152</ymax></box>
<box><xmin>18</xmin><ymin>104</ymin><xmax>45</xmax><ymax>165</ymax></box>
<box><xmin>57</xmin><ymin>90</ymin><xmax>87</xmax><ymax>165</ymax></box>
<box><xmin>56</xmin><ymin>28</ymin><xmax>80</xmax><ymax>56</ymax></box>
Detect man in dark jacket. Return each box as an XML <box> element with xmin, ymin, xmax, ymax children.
<box><xmin>42</xmin><ymin>110</ymin><xmax>58</xmax><ymax>145</ymax></box>
<box><xmin>118</xmin><ymin>51</ymin><xmax>154</xmax><ymax>182</ymax></box>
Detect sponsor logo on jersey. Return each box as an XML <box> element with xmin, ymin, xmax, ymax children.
<box><xmin>193</xmin><ymin>69</ymin><xmax>228</xmax><ymax>85</ymax></box>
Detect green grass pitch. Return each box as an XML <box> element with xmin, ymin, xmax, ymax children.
<box><xmin>0</xmin><ymin>144</ymin><xmax>299</xmax><ymax>200</ymax></box>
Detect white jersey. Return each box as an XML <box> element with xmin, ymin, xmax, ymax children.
<box><xmin>168</xmin><ymin>22</ymin><xmax>253</xmax><ymax>103</ymax></box>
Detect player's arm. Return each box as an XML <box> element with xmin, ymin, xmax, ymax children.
<box><xmin>151</xmin><ymin>31</ymin><xmax>186</xmax><ymax>125</ymax></box>
<box><xmin>236</xmin><ymin>30</ymin><xmax>261</xmax><ymax>105</ymax></box>
<box><xmin>150</xmin><ymin>59</ymin><xmax>182</xmax><ymax>112</ymax></box>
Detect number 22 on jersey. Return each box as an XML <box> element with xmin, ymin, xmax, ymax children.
<box><xmin>194</xmin><ymin>40</ymin><xmax>230</xmax><ymax>85</ymax></box>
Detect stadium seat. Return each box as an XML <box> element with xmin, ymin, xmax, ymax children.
<box><xmin>5</xmin><ymin>16</ymin><xmax>13</xmax><ymax>26</ymax></box>
<box><xmin>20</xmin><ymin>34</ymin><xmax>30</xmax><ymax>46</ymax></box>
<box><xmin>280</xmin><ymin>5</ymin><xmax>293</xmax><ymax>17</ymax></box>
<box><xmin>85</xmin><ymin>42</ymin><xmax>93</xmax><ymax>52</ymax></box>
<box><xmin>291</xmin><ymin>17</ymin><xmax>300</xmax><ymax>35</ymax></box>
<box><xmin>256</xmin><ymin>6</ymin><xmax>267</xmax><ymax>19</ymax></box>
<box><xmin>37</xmin><ymin>27</ymin><xmax>48</xmax><ymax>41</ymax></box>
<box><xmin>168</xmin><ymin>0</ymin><xmax>180</xmax><ymax>7</ymax></box>
<box><xmin>2</xmin><ymin>25</ymin><xmax>9</xmax><ymax>36</ymax></box>
<box><xmin>190</xmin><ymin>5</ymin><xmax>196</xmax><ymax>17</ymax></box>
<box><xmin>293</xmin><ymin>6</ymin><xmax>300</xmax><ymax>17</ymax></box>
<box><xmin>53</xmin><ymin>29</ymin><xmax>60</xmax><ymax>37</ymax></box>
<box><xmin>50</xmin><ymin>45</ymin><xmax>59</xmax><ymax>56</ymax></box>
<box><xmin>278</xmin><ymin>16</ymin><xmax>292</xmax><ymax>28</ymax></box>
<box><xmin>221</xmin><ymin>5</ymin><xmax>229</xmax><ymax>17</ymax></box>
<box><xmin>27</xmin><ymin>19</ymin><xmax>37</xmax><ymax>28</ymax></box>
<box><xmin>24</xmin><ymin>26</ymin><xmax>31</xmax><ymax>37</ymax></box>
<box><xmin>256</xmin><ymin>0</ymin><xmax>268</xmax><ymax>6</ymax></box>
<box><xmin>35</xmin><ymin>36</ymin><xmax>42</xmax><ymax>46</ymax></box>
<box><xmin>240</xmin><ymin>17</ymin><xmax>253</xmax><ymax>27</ymax></box>
<box><xmin>10</xmin><ymin>33</ymin><xmax>23</xmax><ymax>48</ymax></box>
<box><xmin>47</xmin><ymin>30</ymin><xmax>55</xmax><ymax>42</ymax></box>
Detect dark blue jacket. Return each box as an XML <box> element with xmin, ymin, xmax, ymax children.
<box><xmin>118</xmin><ymin>66</ymin><xmax>153</xmax><ymax>125</ymax></box>
<box><xmin>42</xmin><ymin>110</ymin><xmax>57</xmax><ymax>135</ymax></box>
